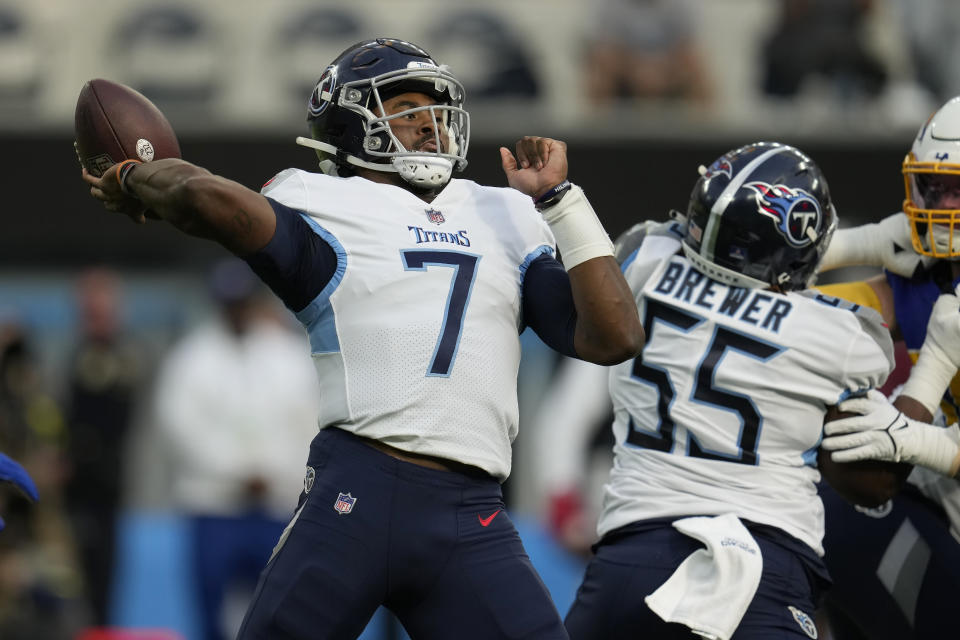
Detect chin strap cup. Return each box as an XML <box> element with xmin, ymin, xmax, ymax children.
<box><xmin>393</xmin><ymin>156</ymin><xmax>453</xmax><ymax>189</ymax></box>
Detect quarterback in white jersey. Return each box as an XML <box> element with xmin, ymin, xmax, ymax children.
<box><xmin>82</xmin><ymin>38</ymin><xmax>642</xmax><ymax>640</ymax></box>
<box><xmin>259</xmin><ymin>168</ymin><xmax>559</xmax><ymax>480</ymax></box>
<box><xmin>565</xmin><ymin>142</ymin><xmax>896</xmax><ymax>640</ymax></box>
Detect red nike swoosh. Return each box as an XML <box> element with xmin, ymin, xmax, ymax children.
<box><xmin>478</xmin><ymin>509</ymin><xmax>501</xmax><ymax>527</ymax></box>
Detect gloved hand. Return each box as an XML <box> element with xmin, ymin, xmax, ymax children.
<box><xmin>822</xmin><ymin>389</ymin><xmax>960</xmax><ymax>477</ymax></box>
<box><xmin>0</xmin><ymin>452</ymin><xmax>39</xmax><ymax>531</ymax></box>
<box><xmin>901</xmin><ymin>286</ymin><xmax>960</xmax><ymax>414</ymax></box>
<box><xmin>818</xmin><ymin>212</ymin><xmax>932</xmax><ymax>277</ymax></box>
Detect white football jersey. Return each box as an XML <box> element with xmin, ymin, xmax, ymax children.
<box><xmin>261</xmin><ymin>170</ymin><xmax>555</xmax><ymax>481</ymax></box>
<box><xmin>598</xmin><ymin>234</ymin><xmax>894</xmax><ymax>554</ymax></box>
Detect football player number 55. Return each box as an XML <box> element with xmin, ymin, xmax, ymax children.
<box><xmin>401</xmin><ymin>249</ymin><xmax>480</xmax><ymax>377</ymax></box>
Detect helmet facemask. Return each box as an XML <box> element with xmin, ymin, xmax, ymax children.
<box><xmin>902</xmin><ymin>158</ymin><xmax>960</xmax><ymax>258</ymax></box>
<box><xmin>363</xmin><ymin>70</ymin><xmax>470</xmax><ymax>188</ymax></box>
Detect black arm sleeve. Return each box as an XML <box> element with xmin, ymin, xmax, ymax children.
<box><xmin>243</xmin><ymin>197</ymin><xmax>337</xmax><ymax>313</ymax></box>
<box><xmin>522</xmin><ymin>254</ymin><xmax>578</xmax><ymax>358</ymax></box>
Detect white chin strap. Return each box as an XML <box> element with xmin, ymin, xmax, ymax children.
<box><xmin>681</xmin><ymin>243</ymin><xmax>772</xmax><ymax>290</ymax></box>
<box><xmin>392</xmin><ymin>155</ymin><xmax>453</xmax><ymax>189</ymax></box>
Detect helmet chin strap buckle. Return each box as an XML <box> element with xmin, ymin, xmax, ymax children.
<box><xmin>393</xmin><ymin>155</ymin><xmax>453</xmax><ymax>189</ymax></box>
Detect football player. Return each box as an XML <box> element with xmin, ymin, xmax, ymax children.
<box><xmin>811</xmin><ymin>96</ymin><xmax>960</xmax><ymax>640</ymax></box>
<box><xmin>81</xmin><ymin>38</ymin><xmax>643</xmax><ymax>640</ymax></box>
<box><xmin>563</xmin><ymin>142</ymin><xmax>899</xmax><ymax>639</ymax></box>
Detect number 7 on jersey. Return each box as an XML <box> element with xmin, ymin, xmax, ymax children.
<box><xmin>401</xmin><ymin>249</ymin><xmax>480</xmax><ymax>377</ymax></box>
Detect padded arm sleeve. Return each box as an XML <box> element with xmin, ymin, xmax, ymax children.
<box><xmin>243</xmin><ymin>197</ymin><xmax>337</xmax><ymax>313</ymax></box>
<box><xmin>522</xmin><ymin>254</ymin><xmax>578</xmax><ymax>358</ymax></box>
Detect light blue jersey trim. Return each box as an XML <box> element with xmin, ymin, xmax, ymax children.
<box><xmin>293</xmin><ymin>215</ymin><xmax>347</xmax><ymax>354</ymax></box>
<box><xmin>621</xmin><ymin>247</ymin><xmax>641</xmax><ymax>272</ymax></box>
<box><xmin>802</xmin><ymin>442</ymin><xmax>820</xmax><ymax>467</ymax></box>
<box><xmin>519</xmin><ymin>245</ymin><xmax>555</xmax><ymax>284</ymax></box>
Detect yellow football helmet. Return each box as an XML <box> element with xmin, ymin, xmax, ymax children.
<box><xmin>903</xmin><ymin>96</ymin><xmax>960</xmax><ymax>258</ymax></box>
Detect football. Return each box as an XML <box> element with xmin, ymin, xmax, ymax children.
<box><xmin>818</xmin><ymin>406</ymin><xmax>912</xmax><ymax>508</ymax></box>
<box><xmin>74</xmin><ymin>78</ymin><xmax>181</xmax><ymax>177</ymax></box>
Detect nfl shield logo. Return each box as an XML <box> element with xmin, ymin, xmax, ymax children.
<box><xmin>334</xmin><ymin>492</ymin><xmax>357</xmax><ymax>515</ymax></box>
<box><xmin>425</xmin><ymin>208</ymin><xmax>445</xmax><ymax>225</ymax></box>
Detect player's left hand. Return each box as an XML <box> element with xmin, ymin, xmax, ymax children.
<box><xmin>822</xmin><ymin>389</ymin><xmax>960</xmax><ymax>476</ymax></box>
<box><xmin>82</xmin><ymin>166</ymin><xmax>150</xmax><ymax>224</ymax></box>
<box><xmin>499</xmin><ymin>136</ymin><xmax>568</xmax><ymax>199</ymax></box>
<box><xmin>0</xmin><ymin>452</ymin><xmax>39</xmax><ymax>531</ymax></box>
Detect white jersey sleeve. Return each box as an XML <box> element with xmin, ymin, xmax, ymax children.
<box><xmin>261</xmin><ymin>170</ymin><xmax>555</xmax><ymax>481</ymax></box>
<box><xmin>598</xmin><ymin>236</ymin><xmax>894</xmax><ymax>554</ymax></box>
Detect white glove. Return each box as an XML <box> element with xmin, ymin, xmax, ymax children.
<box><xmin>900</xmin><ymin>287</ymin><xmax>960</xmax><ymax>414</ymax></box>
<box><xmin>818</xmin><ymin>212</ymin><xmax>931</xmax><ymax>277</ymax></box>
<box><xmin>822</xmin><ymin>389</ymin><xmax>960</xmax><ymax>477</ymax></box>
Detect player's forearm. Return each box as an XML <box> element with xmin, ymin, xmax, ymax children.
<box><xmin>125</xmin><ymin>159</ymin><xmax>276</xmax><ymax>255</ymax></box>
<box><xmin>818</xmin><ymin>212</ymin><xmax>924</xmax><ymax>278</ymax></box>
<box><xmin>569</xmin><ymin>256</ymin><xmax>644</xmax><ymax>364</ymax></box>
<box><xmin>893</xmin><ymin>393</ymin><xmax>934</xmax><ymax>423</ymax></box>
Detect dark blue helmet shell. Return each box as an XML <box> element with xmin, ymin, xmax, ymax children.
<box><xmin>682</xmin><ymin>142</ymin><xmax>837</xmax><ymax>291</ymax></box>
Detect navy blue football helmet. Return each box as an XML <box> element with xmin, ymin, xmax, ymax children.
<box><xmin>682</xmin><ymin>142</ymin><xmax>837</xmax><ymax>291</ymax></box>
<box><xmin>296</xmin><ymin>38</ymin><xmax>470</xmax><ymax>189</ymax></box>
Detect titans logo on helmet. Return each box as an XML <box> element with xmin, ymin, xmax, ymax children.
<box><xmin>309</xmin><ymin>65</ymin><xmax>338</xmax><ymax>117</ymax></box>
<box><xmin>744</xmin><ymin>182</ymin><xmax>822</xmax><ymax>248</ymax></box>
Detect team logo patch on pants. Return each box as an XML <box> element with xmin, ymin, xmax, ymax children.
<box><xmin>334</xmin><ymin>492</ymin><xmax>357</xmax><ymax>514</ymax></box>
<box><xmin>304</xmin><ymin>466</ymin><xmax>315</xmax><ymax>494</ymax></box>
<box><xmin>788</xmin><ymin>605</ymin><xmax>818</xmax><ymax>638</ymax></box>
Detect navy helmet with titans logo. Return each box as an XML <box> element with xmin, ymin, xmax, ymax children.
<box><xmin>682</xmin><ymin>142</ymin><xmax>837</xmax><ymax>292</ymax></box>
<box><xmin>297</xmin><ymin>38</ymin><xmax>470</xmax><ymax>190</ymax></box>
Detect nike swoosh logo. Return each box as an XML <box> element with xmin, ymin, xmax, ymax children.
<box><xmin>478</xmin><ymin>509</ymin><xmax>502</xmax><ymax>527</ymax></box>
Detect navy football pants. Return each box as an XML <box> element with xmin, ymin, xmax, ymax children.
<box><xmin>565</xmin><ymin>522</ymin><xmax>826</xmax><ymax>639</ymax></box>
<box><xmin>819</xmin><ymin>482</ymin><xmax>960</xmax><ymax>639</ymax></box>
<box><xmin>236</xmin><ymin>427</ymin><xmax>568</xmax><ymax>640</ymax></box>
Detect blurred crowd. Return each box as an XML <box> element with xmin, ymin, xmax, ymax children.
<box><xmin>0</xmin><ymin>262</ymin><xmax>321</xmax><ymax>640</ymax></box>
<box><xmin>2</xmin><ymin>0</ymin><xmax>960</xmax><ymax>135</ymax></box>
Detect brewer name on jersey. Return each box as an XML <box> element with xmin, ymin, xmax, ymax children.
<box><xmin>653</xmin><ymin>258</ymin><xmax>793</xmax><ymax>334</ymax></box>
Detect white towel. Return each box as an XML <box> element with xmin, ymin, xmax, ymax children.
<box><xmin>644</xmin><ymin>513</ymin><xmax>763</xmax><ymax>640</ymax></box>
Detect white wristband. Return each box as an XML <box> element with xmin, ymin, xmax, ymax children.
<box><xmin>900</xmin><ymin>345</ymin><xmax>956</xmax><ymax>415</ymax></box>
<box><xmin>898</xmin><ymin>420</ymin><xmax>960</xmax><ymax>477</ymax></box>
<box><xmin>539</xmin><ymin>184</ymin><xmax>614</xmax><ymax>270</ymax></box>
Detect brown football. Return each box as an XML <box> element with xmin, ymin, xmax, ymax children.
<box><xmin>74</xmin><ymin>78</ymin><xmax>181</xmax><ymax>177</ymax></box>
<box><xmin>818</xmin><ymin>406</ymin><xmax>912</xmax><ymax>507</ymax></box>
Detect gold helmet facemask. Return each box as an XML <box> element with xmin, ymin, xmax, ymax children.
<box><xmin>903</xmin><ymin>96</ymin><xmax>960</xmax><ymax>258</ymax></box>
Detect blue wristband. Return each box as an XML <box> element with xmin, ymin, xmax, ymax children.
<box><xmin>534</xmin><ymin>180</ymin><xmax>572</xmax><ymax>210</ymax></box>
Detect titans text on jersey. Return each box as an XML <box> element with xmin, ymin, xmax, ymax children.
<box><xmin>257</xmin><ymin>168</ymin><xmax>558</xmax><ymax>481</ymax></box>
<box><xmin>408</xmin><ymin>226</ymin><xmax>471</xmax><ymax>246</ymax></box>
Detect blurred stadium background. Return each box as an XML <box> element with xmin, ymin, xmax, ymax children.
<box><xmin>0</xmin><ymin>0</ymin><xmax>956</xmax><ymax>638</ymax></box>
